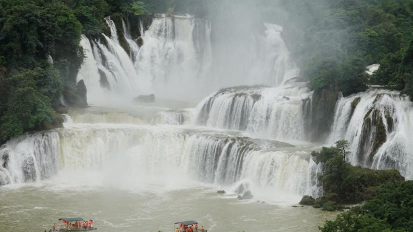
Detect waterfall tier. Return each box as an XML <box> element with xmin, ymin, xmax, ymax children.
<box><xmin>196</xmin><ymin>84</ymin><xmax>311</xmax><ymax>142</ymax></box>
<box><xmin>329</xmin><ymin>90</ymin><xmax>413</xmax><ymax>179</ymax></box>
<box><xmin>57</xmin><ymin>124</ymin><xmax>313</xmax><ymax>195</ymax></box>
<box><xmin>0</xmin><ymin>132</ymin><xmax>60</xmax><ymax>185</ymax></box>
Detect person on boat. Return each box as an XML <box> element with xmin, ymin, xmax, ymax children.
<box><xmin>195</xmin><ymin>224</ymin><xmax>198</xmax><ymax>232</ymax></box>
<box><xmin>52</xmin><ymin>223</ymin><xmax>56</xmax><ymax>231</ymax></box>
<box><xmin>201</xmin><ymin>226</ymin><xmax>205</xmax><ymax>232</ymax></box>
<box><xmin>89</xmin><ymin>220</ymin><xmax>93</xmax><ymax>228</ymax></box>
<box><xmin>176</xmin><ymin>228</ymin><xmax>179</xmax><ymax>232</ymax></box>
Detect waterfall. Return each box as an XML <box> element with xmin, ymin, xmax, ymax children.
<box><xmin>152</xmin><ymin>109</ymin><xmax>195</xmax><ymax>125</ymax></box>
<box><xmin>134</xmin><ymin>17</ymin><xmax>212</xmax><ymax>99</ymax></box>
<box><xmin>0</xmin><ymin>132</ymin><xmax>60</xmax><ymax>185</ymax></box>
<box><xmin>56</xmin><ymin>124</ymin><xmax>314</xmax><ymax>196</ymax></box>
<box><xmin>329</xmin><ymin>89</ymin><xmax>413</xmax><ymax>179</ymax></box>
<box><xmin>76</xmin><ymin>16</ymin><xmax>300</xmax><ymax>102</ymax></box>
<box><xmin>122</xmin><ymin>19</ymin><xmax>140</xmax><ymax>61</ymax></box>
<box><xmin>196</xmin><ymin>84</ymin><xmax>311</xmax><ymax>142</ymax></box>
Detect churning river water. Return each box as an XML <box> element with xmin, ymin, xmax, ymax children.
<box><xmin>0</xmin><ymin>183</ymin><xmax>337</xmax><ymax>232</ymax></box>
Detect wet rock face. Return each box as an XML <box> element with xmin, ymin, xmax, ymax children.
<box><xmin>310</xmin><ymin>89</ymin><xmax>340</xmax><ymax>142</ymax></box>
<box><xmin>359</xmin><ymin>107</ymin><xmax>392</xmax><ymax>164</ymax></box>
<box><xmin>63</xmin><ymin>80</ymin><xmax>88</xmax><ymax>108</ymax></box>
<box><xmin>22</xmin><ymin>155</ymin><xmax>36</xmax><ymax>183</ymax></box>
<box><xmin>75</xmin><ymin>80</ymin><xmax>88</xmax><ymax>108</ymax></box>
<box><xmin>2</xmin><ymin>151</ymin><xmax>9</xmax><ymax>169</ymax></box>
<box><xmin>0</xmin><ymin>151</ymin><xmax>10</xmax><ymax>186</ymax></box>
<box><xmin>134</xmin><ymin>94</ymin><xmax>155</xmax><ymax>103</ymax></box>
<box><xmin>238</xmin><ymin>190</ymin><xmax>253</xmax><ymax>200</ymax></box>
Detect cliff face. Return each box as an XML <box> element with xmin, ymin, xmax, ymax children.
<box><xmin>309</xmin><ymin>89</ymin><xmax>340</xmax><ymax>142</ymax></box>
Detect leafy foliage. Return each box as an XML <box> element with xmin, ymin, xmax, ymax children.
<box><xmin>320</xmin><ymin>181</ymin><xmax>413</xmax><ymax>232</ymax></box>
<box><xmin>0</xmin><ymin>0</ymin><xmax>84</xmax><ymax>143</ymax></box>
<box><xmin>260</xmin><ymin>0</ymin><xmax>413</xmax><ymax>99</ymax></box>
<box><xmin>307</xmin><ymin>141</ymin><xmax>404</xmax><ymax>210</ymax></box>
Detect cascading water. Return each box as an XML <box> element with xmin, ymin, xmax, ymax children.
<box><xmin>196</xmin><ymin>84</ymin><xmax>311</xmax><ymax>142</ymax></box>
<box><xmin>134</xmin><ymin>16</ymin><xmax>213</xmax><ymax>99</ymax></box>
<box><xmin>56</xmin><ymin>123</ymin><xmax>314</xmax><ymax>198</ymax></box>
<box><xmin>77</xmin><ymin>15</ymin><xmax>300</xmax><ymax>101</ymax></box>
<box><xmin>329</xmin><ymin>89</ymin><xmax>413</xmax><ymax>179</ymax></box>
<box><xmin>0</xmin><ymin>132</ymin><xmax>60</xmax><ymax>185</ymax></box>
<box><xmin>152</xmin><ymin>109</ymin><xmax>195</xmax><ymax>125</ymax></box>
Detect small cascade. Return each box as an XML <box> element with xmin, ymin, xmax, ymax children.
<box><xmin>77</xmin><ymin>35</ymin><xmax>104</xmax><ymax>104</ymax></box>
<box><xmin>122</xmin><ymin>19</ymin><xmax>140</xmax><ymax>61</ymax></box>
<box><xmin>0</xmin><ymin>132</ymin><xmax>60</xmax><ymax>185</ymax></box>
<box><xmin>196</xmin><ymin>84</ymin><xmax>311</xmax><ymax>142</ymax></box>
<box><xmin>329</xmin><ymin>90</ymin><xmax>413</xmax><ymax>179</ymax></box>
<box><xmin>67</xmin><ymin>111</ymin><xmax>145</xmax><ymax>125</ymax></box>
<box><xmin>152</xmin><ymin>109</ymin><xmax>194</xmax><ymax>125</ymax></box>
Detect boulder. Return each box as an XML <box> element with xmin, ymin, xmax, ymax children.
<box><xmin>299</xmin><ymin>195</ymin><xmax>316</xmax><ymax>206</ymax></box>
<box><xmin>134</xmin><ymin>94</ymin><xmax>155</xmax><ymax>103</ymax></box>
<box><xmin>234</xmin><ymin>183</ymin><xmax>246</xmax><ymax>194</ymax></box>
<box><xmin>2</xmin><ymin>151</ymin><xmax>9</xmax><ymax>169</ymax></box>
<box><xmin>237</xmin><ymin>190</ymin><xmax>253</xmax><ymax>200</ymax></box>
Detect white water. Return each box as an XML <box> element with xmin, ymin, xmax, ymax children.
<box><xmin>57</xmin><ymin>123</ymin><xmax>313</xmax><ymax>202</ymax></box>
<box><xmin>329</xmin><ymin>90</ymin><xmax>413</xmax><ymax>179</ymax></box>
<box><xmin>0</xmin><ymin>133</ymin><xmax>60</xmax><ymax>185</ymax></box>
<box><xmin>196</xmin><ymin>84</ymin><xmax>311</xmax><ymax>142</ymax></box>
<box><xmin>152</xmin><ymin>109</ymin><xmax>195</xmax><ymax>125</ymax></box>
<box><xmin>134</xmin><ymin>17</ymin><xmax>212</xmax><ymax>99</ymax></box>
<box><xmin>77</xmin><ymin>16</ymin><xmax>300</xmax><ymax>102</ymax></box>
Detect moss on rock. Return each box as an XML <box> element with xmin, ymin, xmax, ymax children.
<box><xmin>310</xmin><ymin>89</ymin><xmax>340</xmax><ymax>141</ymax></box>
<box><xmin>299</xmin><ymin>195</ymin><xmax>316</xmax><ymax>205</ymax></box>
<box><xmin>351</xmin><ymin>97</ymin><xmax>361</xmax><ymax>110</ymax></box>
<box><xmin>369</xmin><ymin>110</ymin><xmax>387</xmax><ymax>161</ymax></box>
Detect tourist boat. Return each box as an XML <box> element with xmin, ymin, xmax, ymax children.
<box><xmin>174</xmin><ymin>221</ymin><xmax>207</xmax><ymax>232</ymax></box>
<box><xmin>50</xmin><ymin>217</ymin><xmax>97</xmax><ymax>231</ymax></box>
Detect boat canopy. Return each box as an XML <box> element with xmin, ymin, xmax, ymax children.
<box><xmin>59</xmin><ymin>217</ymin><xmax>84</xmax><ymax>222</ymax></box>
<box><xmin>175</xmin><ymin>221</ymin><xmax>198</xmax><ymax>226</ymax></box>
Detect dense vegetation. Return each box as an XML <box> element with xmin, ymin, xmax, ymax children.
<box><xmin>259</xmin><ymin>0</ymin><xmax>413</xmax><ymax>98</ymax></box>
<box><xmin>320</xmin><ymin>181</ymin><xmax>413</xmax><ymax>232</ymax></box>
<box><xmin>300</xmin><ymin>141</ymin><xmax>404</xmax><ymax>211</ymax></box>
<box><xmin>0</xmin><ymin>0</ymin><xmax>214</xmax><ymax>144</ymax></box>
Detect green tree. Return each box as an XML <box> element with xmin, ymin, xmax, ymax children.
<box><xmin>335</xmin><ymin>140</ymin><xmax>350</xmax><ymax>162</ymax></box>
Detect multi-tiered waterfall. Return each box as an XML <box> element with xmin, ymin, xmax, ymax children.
<box><xmin>1</xmin><ymin>14</ymin><xmax>413</xmax><ymax>206</ymax></box>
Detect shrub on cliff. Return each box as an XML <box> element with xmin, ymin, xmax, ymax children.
<box><xmin>320</xmin><ymin>181</ymin><xmax>413</xmax><ymax>232</ymax></box>
<box><xmin>304</xmin><ymin>141</ymin><xmax>404</xmax><ymax>210</ymax></box>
